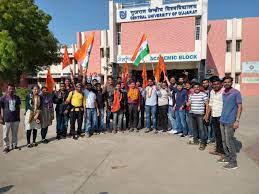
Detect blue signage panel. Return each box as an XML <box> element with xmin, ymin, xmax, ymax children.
<box><xmin>242</xmin><ymin>62</ymin><xmax>259</xmax><ymax>73</ymax></box>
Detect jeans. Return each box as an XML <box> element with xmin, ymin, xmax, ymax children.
<box><xmin>186</xmin><ymin>110</ymin><xmax>192</xmax><ymax>136</ymax></box>
<box><xmin>70</xmin><ymin>111</ymin><xmax>83</xmax><ymax>136</ymax></box>
<box><xmin>190</xmin><ymin>113</ymin><xmax>207</xmax><ymax>144</ymax></box>
<box><xmin>157</xmin><ymin>105</ymin><xmax>168</xmax><ymax>131</ymax></box>
<box><xmin>145</xmin><ymin>105</ymin><xmax>157</xmax><ymax>129</ymax></box>
<box><xmin>3</xmin><ymin>121</ymin><xmax>19</xmax><ymax>149</ymax></box>
<box><xmin>106</xmin><ymin>109</ymin><xmax>112</xmax><ymax>131</ymax></box>
<box><xmin>128</xmin><ymin>104</ymin><xmax>139</xmax><ymax>129</ymax></box>
<box><xmin>168</xmin><ymin>106</ymin><xmax>177</xmax><ymax>130</ymax></box>
<box><xmin>97</xmin><ymin>109</ymin><xmax>105</xmax><ymax>132</ymax></box>
<box><xmin>138</xmin><ymin>104</ymin><xmax>145</xmax><ymax>129</ymax></box>
<box><xmin>207</xmin><ymin>121</ymin><xmax>215</xmax><ymax>142</ymax></box>
<box><xmin>84</xmin><ymin>108</ymin><xmax>98</xmax><ymax>134</ymax></box>
<box><xmin>113</xmin><ymin>109</ymin><xmax>123</xmax><ymax>131</ymax></box>
<box><xmin>175</xmin><ymin>109</ymin><xmax>187</xmax><ymax>135</ymax></box>
<box><xmin>220</xmin><ymin>122</ymin><xmax>237</xmax><ymax>163</ymax></box>
<box><xmin>56</xmin><ymin>113</ymin><xmax>69</xmax><ymax>136</ymax></box>
<box><xmin>211</xmin><ymin>117</ymin><xmax>224</xmax><ymax>154</ymax></box>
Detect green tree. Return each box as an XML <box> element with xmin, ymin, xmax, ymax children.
<box><xmin>0</xmin><ymin>0</ymin><xmax>60</xmax><ymax>83</ymax></box>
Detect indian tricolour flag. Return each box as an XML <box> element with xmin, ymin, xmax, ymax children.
<box><xmin>74</xmin><ymin>32</ymin><xmax>94</xmax><ymax>69</ymax></box>
<box><xmin>131</xmin><ymin>34</ymin><xmax>150</xmax><ymax>66</ymax></box>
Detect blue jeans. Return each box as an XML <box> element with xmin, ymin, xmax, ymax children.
<box><xmin>168</xmin><ymin>106</ymin><xmax>177</xmax><ymax>130</ymax></box>
<box><xmin>207</xmin><ymin>121</ymin><xmax>215</xmax><ymax>142</ymax></box>
<box><xmin>56</xmin><ymin>113</ymin><xmax>69</xmax><ymax>136</ymax></box>
<box><xmin>84</xmin><ymin>108</ymin><xmax>97</xmax><ymax>134</ymax></box>
<box><xmin>186</xmin><ymin>110</ymin><xmax>192</xmax><ymax>136</ymax></box>
<box><xmin>97</xmin><ymin>109</ymin><xmax>105</xmax><ymax>132</ymax></box>
<box><xmin>175</xmin><ymin>109</ymin><xmax>187</xmax><ymax>135</ymax></box>
<box><xmin>145</xmin><ymin>105</ymin><xmax>157</xmax><ymax>129</ymax></box>
<box><xmin>190</xmin><ymin>113</ymin><xmax>207</xmax><ymax>144</ymax></box>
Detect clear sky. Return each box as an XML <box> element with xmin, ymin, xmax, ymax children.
<box><xmin>35</xmin><ymin>0</ymin><xmax>259</xmax><ymax>45</ymax></box>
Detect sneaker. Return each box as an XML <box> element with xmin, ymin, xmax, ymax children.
<box><xmin>187</xmin><ymin>140</ymin><xmax>199</xmax><ymax>145</ymax></box>
<box><xmin>85</xmin><ymin>133</ymin><xmax>91</xmax><ymax>138</ymax></box>
<box><xmin>199</xmin><ymin>144</ymin><xmax>206</xmax><ymax>151</ymax></box>
<box><xmin>42</xmin><ymin>139</ymin><xmax>49</xmax><ymax>144</ymax></box>
<box><xmin>27</xmin><ymin>144</ymin><xmax>33</xmax><ymax>148</ymax></box>
<box><xmin>3</xmin><ymin>147</ymin><xmax>9</xmax><ymax>154</ymax></box>
<box><xmin>145</xmin><ymin>128</ymin><xmax>151</xmax><ymax>133</ymax></box>
<box><xmin>223</xmin><ymin>162</ymin><xmax>238</xmax><ymax>170</ymax></box>
<box><xmin>32</xmin><ymin>142</ymin><xmax>38</xmax><ymax>147</ymax></box>
<box><xmin>129</xmin><ymin>128</ymin><xmax>134</xmax><ymax>132</ymax></box>
<box><xmin>217</xmin><ymin>156</ymin><xmax>229</xmax><ymax>164</ymax></box>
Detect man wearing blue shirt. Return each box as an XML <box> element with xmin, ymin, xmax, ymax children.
<box><xmin>219</xmin><ymin>77</ymin><xmax>242</xmax><ymax>170</ymax></box>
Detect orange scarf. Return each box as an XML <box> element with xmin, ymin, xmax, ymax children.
<box><xmin>111</xmin><ymin>90</ymin><xmax>122</xmax><ymax>112</ymax></box>
<box><xmin>128</xmin><ymin>88</ymin><xmax>139</xmax><ymax>101</ymax></box>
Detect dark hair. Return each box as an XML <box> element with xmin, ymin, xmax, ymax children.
<box><xmin>222</xmin><ymin>76</ymin><xmax>233</xmax><ymax>82</ymax></box>
<box><xmin>202</xmin><ymin>79</ymin><xmax>210</xmax><ymax>83</ymax></box>
<box><xmin>210</xmin><ymin>76</ymin><xmax>222</xmax><ymax>83</ymax></box>
<box><xmin>130</xmin><ymin>80</ymin><xmax>136</xmax><ymax>84</ymax></box>
<box><xmin>185</xmin><ymin>81</ymin><xmax>191</xmax><ymax>85</ymax></box>
<box><xmin>86</xmin><ymin>82</ymin><xmax>92</xmax><ymax>86</ymax></box>
<box><xmin>31</xmin><ymin>85</ymin><xmax>40</xmax><ymax>90</ymax></box>
<box><xmin>107</xmin><ymin>76</ymin><xmax>113</xmax><ymax>80</ymax></box>
<box><xmin>96</xmin><ymin>83</ymin><xmax>101</xmax><ymax>86</ymax></box>
<box><xmin>117</xmin><ymin>76</ymin><xmax>122</xmax><ymax>79</ymax></box>
<box><xmin>7</xmin><ymin>83</ymin><xmax>15</xmax><ymax>88</ymax></box>
<box><xmin>193</xmin><ymin>82</ymin><xmax>201</xmax><ymax>87</ymax></box>
<box><xmin>92</xmin><ymin>79</ymin><xmax>98</xmax><ymax>82</ymax></box>
<box><xmin>41</xmin><ymin>86</ymin><xmax>48</xmax><ymax>91</ymax></box>
<box><xmin>177</xmin><ymin>82</ymin><xmax>184</xmax><ymax>86</ymax></box>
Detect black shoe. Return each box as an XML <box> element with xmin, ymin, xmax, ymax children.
<box><xmin>73</xmin><ymin>136</ymin><xmax>78</xmax><ymax>140</ymax></box>
<box><xmin>223</xmin><ymin>162</ymin><xmax>238</xmax><ymax>170</ymax></box>
<box><xmin>42</xmin><ymin>139</ymin><xmax>49</xmax><ymax>144</ymax></box>
<box><xmin>56</xmin><ymin>136</ymin><xmax>61</xmax><ymax>140</ymax></box>
<box><xmin>3</xmin><ymin>147</ymin><xmax>9</xmax><ymax>153</ymax></box>
<box><xmin>180</xmin><ymin>134</ymin><xmax>186</xmax><ymax>137</ymax></box>
<box><xmin>27</xmin><ymin>144</ymin><xmax>33</xmax><ymax>148</ymax></box>
<box><xmin>32</xmin><ymin>142</ymin><xmax>38</xmax><ymax>147</ymax></box>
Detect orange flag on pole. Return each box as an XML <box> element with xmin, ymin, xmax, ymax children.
<box><xmin>154</xmin><ymin>55</ymin><xmax>167</xmax><ymax>82</ymax></box>
<box><xmin>122</xmin><ymin>62</ymin><xmax>129</xmax><ymax>84</ymax></box>
<box><xmin>142</xmin><ymin>63</ymin><xmax>148</xmax><ymax>88</ymax></box>
<box><xmin>74</xmin><ymin>32</ymin><xmax>94</xmax><ymax>69</ymax></box>
<box><xmin>62</xmin><ymin>45</ymin><xmax>71</xmax><ymax>70</ymax></box>
<box><xmin>45</xmin><ymin>68</ymin><xmax>55</xmax><ymax>93</ymax></box>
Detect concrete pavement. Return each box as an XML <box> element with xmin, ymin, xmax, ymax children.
<box><xmin>0</xmin><ymin>97</ymin><xmax>259</xmax><ymax>194</ymax></box>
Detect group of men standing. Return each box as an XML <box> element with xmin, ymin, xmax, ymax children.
<box><xmin>0</xmin><ymin>74</ymin><xmax>242</xmax><ymax>170</ymax></box>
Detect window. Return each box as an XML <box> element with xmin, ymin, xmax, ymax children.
<box><xmin>195</xmin><ymin>17</ymin><xmax>201</xmax><ymax>40</ymax></box>
<box><xmin>100</xmin><ymin>48</ymin><xmax>104</xmax><ymax>58</ymax></box>
<box><xmin>106</xmin><ymin>47</ymin><xmax>110</xmax><ymax>59</ymax></box>
<box><xmin>116</xmin><ymin>24</ymin><xmax>121</xmax><ymax>45</ymax></box>
<box><xmin>236</xmin><ymin>40</ymin><xmax>242</xmax><ymax>52</ymax></box>
<box><xmin>235</xmin><ymin>73</ymin><xmax>240</xmax><ymax>84</ymax></box>
<box><xmin>226</xmin><ymin>40</ymin><xmax>232</xmax><ymax>52</ymax></box>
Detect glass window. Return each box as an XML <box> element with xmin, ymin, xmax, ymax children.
<box><xmin>236</xmin><ymin>40</ymin><xmax>242</xmax><ymax>52</ymax></box>
<box><xmin>235</xmin><ymin>73</ymin><xmax>240</xmax><ymax>84</ymax></box>
<box><xmin>226</xmin><ymin>40</ymin><xmax>232</xmax><ymax>52</ymax></box>
<box><xmin>106</xmin><ymin>47</ymin><xmax>110</xmax><ymax>59</ymax></box>
<box><xmin>117</xmin><ymin>24</ymin><xmax>121</xmax><ymax>45</ymax></box>
<box><xmin>195</xmin><ymin>17</ymin><xmax>201</xmax><ymax>40</ymax></box>
<box><xmin>100</xmin><ymin>48</ymin><xmax>104</xmax><ymax>58</ymax></box>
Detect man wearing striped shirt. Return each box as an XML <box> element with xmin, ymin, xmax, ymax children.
<box><xmin>188</xmin><ymin>82</ymin><xmax>209</xmax><ymax>150</ymax></box>
<box><xmin>205</xmin><ymin>77</ymin><xmax>225</xmax><ymax>156</ymax></box>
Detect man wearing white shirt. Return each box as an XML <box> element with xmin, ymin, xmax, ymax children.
<box><xmin>205</xmin><ymin>77</ymin><xmax>224</xmax><ymax>156</ymax></box>
<box><xmin>83</xmin><ymin>83</ymin><xmax>99</xmax><ymax>137</ymax></box>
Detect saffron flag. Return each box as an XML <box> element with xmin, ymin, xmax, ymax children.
<box><xmin>74</xmin><ymin>32</ymin><xmax>94</xmax><ymax>69</ymax></box>
<box><xmin>122</xmin><ymin>62</ymin><xmax>129</xmax><ymax>84</ymax></box>
<box><xmin>154</xmin><ymin>55</ymin><xmax>167</xmax><ymax>82</ymax></box>
<box><xmin>142</xmin><ymin>63</ymin><xmax>148</xmax><ymax>88</ymax></box>
<box><xmin>62</xmin><ymin>45</ymin><xmax>71</xmax><ymax>70</ymax></box>
<box><xmin>159</xmin><ymin>55</ymin><xmax>167</xmax><ymax>76</ymax></box>
<box><xmin>131</xmin><ymin>34</ymin><xmax>150</xmax><ymax>66</ymax></box>
<box><xmin>45</xmin><ymin>68</ymin><xmax>55</xmax><ymax>93</ymax></box>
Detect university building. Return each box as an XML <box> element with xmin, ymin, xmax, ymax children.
<box><xmin>21</xmin><ymin>0</ymin><xmax>259</xmax><ymax>96</ymax></box>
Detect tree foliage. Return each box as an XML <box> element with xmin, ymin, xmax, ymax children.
<box><xmin>0</xmin><ymin>0</ymin><xmax>60</xmax><ymax>83</ymax></box>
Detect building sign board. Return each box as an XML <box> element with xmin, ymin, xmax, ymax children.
<box><xmin>117</xmin><ymin>52</ymin><xmax>200</xmax><ymax>63</ymax></box>
<box><xmin>117</xmin><ymin>2</ymin><xmax>201</xmax><ymax>23</ymax></box>
<box><xmin>242</xmin><ymin>77</ymin><xmax>259</xmax><ymax>83</ymax></box>
<box><xmin>242</xmin><ymin>61</ymin><xmax>259</xmax><ymax>73</ymax></box>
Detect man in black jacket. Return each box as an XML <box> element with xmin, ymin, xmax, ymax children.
<box><xmin>53</xmin><ymin>82</ymin><xmax>69</xmax><ymax>139</ymax></box>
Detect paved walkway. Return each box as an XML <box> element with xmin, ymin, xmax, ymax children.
<box><xmin>0</xmin><ymin>97</ymin><xmax>259</xmax><ymax>194</ymax></box>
